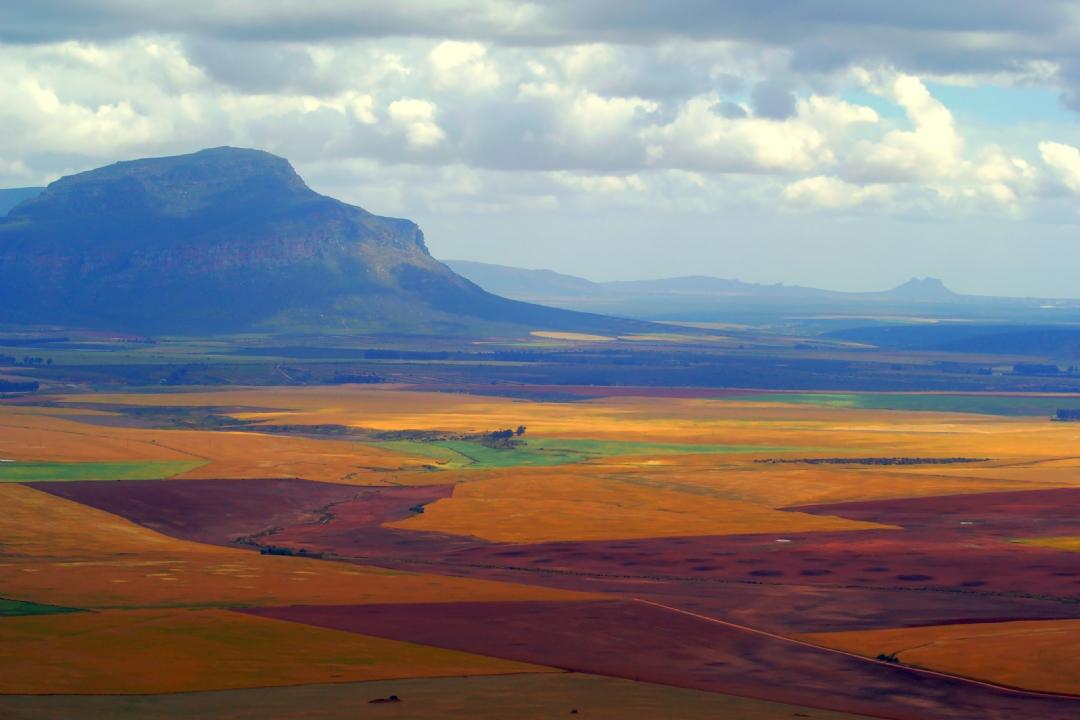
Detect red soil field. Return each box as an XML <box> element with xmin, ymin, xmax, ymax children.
<box><xmin>419</xmin><ymin>487</ymin><xmax>1080</xmax><ymax>601</ymax></box>
<box><xmin>431</xmin><ymin>525</ymin><xmax>1079</xmax><ymax>599</ymax></box>
<box><xmin>795</xmin><ymin>487</ymin><xmax>1080</xmax><ymax>536</ymax></box>
<box><xmin>32</xmin><ymin>479</ymin><xmax>454</xmax><ymax>547</ymax></box>
<box><xmin>246</xmin><ymin>600</ymin><xmax>1080</xmax><ymax>720</ymax></box>
<box><xmin>52</xmin><ymin>480</ymin><xmax>1077</xmax><ymax>633</ymax></box>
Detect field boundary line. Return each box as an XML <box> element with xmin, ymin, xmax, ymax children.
<box><xmin>631</xmin><ymin>598</ymin><xmax>1080</xmax><ymax>702</ymax></box>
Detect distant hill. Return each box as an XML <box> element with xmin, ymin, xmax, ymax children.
<box><xmin>0</xmin><ymin>148</ymin><xmax>647</xmax><ymax>336</ymax></box>
<box><xmin>880</xmin><ymin>277</ymin><xmax>957</xmax><ymax>301</ymax></box>
<box><xmin>446</xmin><ymin>260</ymin><xmax>602</xmax><ymax>298</ymax></box>
<box><xmin>444</xmin><ymin>260</ymin><xmax>1080</xmax><ymax>329</ymax></box>
<box><xmin>447</xmin><ymin>260</ymin><xmax>962</xmax><ymax>305</ymax></box>
<box><xmin>0</xmin><ymin>187</ymin><xmax>44</xmax><ymax>216</ymax></box>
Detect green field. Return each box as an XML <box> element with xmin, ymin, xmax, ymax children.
<box><xmin>0</xmin><ymin>461</ymin><xmax>206</xmax><ymax>482</ymax></box>
<box><xmin>376</xmin><ymin>438</ymin><xmax>795</xmax><ymax>470</ymax></box>
<box><xmin>739</xmin><ymin>392</ymin><xmax>1080</xmax><ymax>417</ymax></box>
<box><xmin>0</xmin><ymin>598</ymin><xmax>82</xmax><ymax>617</ymax></box>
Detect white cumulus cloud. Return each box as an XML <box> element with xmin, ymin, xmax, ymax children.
<box><xmin>387</xmin><ymin>97</ymin><xmax>446</xmax><ymax>148</ymax></box>
<box><xmin>1039</xmin><ymin>140</ymin><xmax>1080</xmax><ymax>192</ymax></box>
<box><xmin>783</xmin><ymin>176</ymin><xmax>890</xmax><ymax>209</ymax></box>
<box><xmin>429</xmin><ymin>41</ymin><xmax>500</xmax><ymax>93</ymax></box>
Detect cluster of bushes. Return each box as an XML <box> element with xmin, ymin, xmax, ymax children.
<box><xmin>481</xmin><ymin>426</ymin><xmax>527</xmax><ymax>448</ymax></box>
<box><xmin>1012</xmin><ymin>363</ymin><xmax>1080</xmax><ymax>377</ymax></box>
<box><xmin>258</xmin><ymin>546</ymin><xmax>322</xmax><ymax>558</ymax></box>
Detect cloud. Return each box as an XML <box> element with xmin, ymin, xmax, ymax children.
<box><xmin>751</xmin><ymin>80</ymin><xmax>796</xmax><ymax>120</ymax></box>
<box><xmin>550</xmin><ymin>172</ymin><xmax>646</xmax><ymax>194</ymax></box>
<box><xmin>387</xmin><ymin>97</ymin><xmax>446</xmax><ymax>148</ymax></box>
<box><xmin>429</xmin><ymin>41</ymin><xmax>500</xmax><ymax>93</ymax></box>
<box><xmin>1039</xmin><ymin>140</ymin><xmax>1080</xmax><ymax>192</ymax></box>
<box><xmin>845</xmin><ymin>70</ymin><xmax>962</xmax><ymax>182</ymax></box>
<box><xmin>644</xmin><ymin>94</ymin><xmax>832</xmax><ymax>173</ymax></box>
<box><xmin>782</xmin><ymin>175</ymin><xmax>889</xmax><ymax>209</ymax></box>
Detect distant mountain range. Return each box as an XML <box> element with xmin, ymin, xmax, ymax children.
<box><xmin>445</xmin><ymin>260</ymin><xmax>1080</xmax><ymax>326</ymax></box>
<box><xmin>447</xmin><ymin>260</ymin><xmax>960</xmax><ymax>306</ymax></box>
<box><xmin>0</xmin><ymin>148</ymin><xmax>649</xmax><ymax>336</ymax></box>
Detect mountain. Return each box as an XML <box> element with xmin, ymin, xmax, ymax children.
<box><xmin>444</xmin><ymin>260</ymin><xmax>1080</xmax><ymax>326</ymax></box>
<box><xmin>0</xmin><ymin>148</ymin><xmax>648</xmax><ymax>336</ymax></box>
<box><xmin>0</xmin><ymin>187</ymin><xmax>43</xmax><ymax>216</ymax></box>
<box><xmin>445</xmin><ymin>260</ymin><xmax>602</xmax><ymax>299</ymax></box>
<box><xmin>880</xmin><ymin>277</ymin><xmax>957</xmax><ymax>301</ymax></box>
<box><xmin>446</xmin><ymin>261</ymin><xmax>960</xmax><ymax>305</ymax></box>
<box><xmin>445</xmin><ymin>261</ymin><xmax>836</xmax><ymax>302</ymax></box>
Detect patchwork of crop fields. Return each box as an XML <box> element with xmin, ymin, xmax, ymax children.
<box><xmin>2</xmin><ymin>384</ymin><xmax>1080</xmax><ymax>719</ymax></box>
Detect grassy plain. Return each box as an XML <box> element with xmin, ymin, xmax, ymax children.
<box><xmin>0</xmin><ymin>598</ymin><xmax>80</xmax><ymax>617</ymax></box>
<box><xmin>0</xmin><ymin>460</ymin><xmax>203</xmax><ymax>482</ymax></box>
<box><xmin>378</xmin><ymin>437</ymin><xmax>796</xmax><ymax>470</ymax></box>
<box><xmin>5</xmin><ymin>383</ymin><xmax>1080</xmax><ymax>711</ymax></box>
<box><xmin>0</xmin><ymin>609</ymin><xmax>550</xmax><ymax>694</ymax></box>
<box><xmin>802</xmin><ymin>620</ymin><xmax>1080</xmax><ymax>695</ymax></box>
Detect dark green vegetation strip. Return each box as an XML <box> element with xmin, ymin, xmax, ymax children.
<box><xmin>376</xmin><ymin>438</ymin><xmax>796</xmax><ymax>469</ymax></box>
<box><xmin>0</xmin><ymin>598</ymin><xmax>82</xmax><ymax>617</ymax></box>
<box><xmin>739</xmin><ymin>392</ymin><xmax>1080</xmax><ymax>417</ymax></box>
<box><xmin>0</xmin><ymin>461</ymin><xmax>205</xmax><ymax>482</ymax></box>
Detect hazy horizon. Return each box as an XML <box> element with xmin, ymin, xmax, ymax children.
<box><xmin>5</xmin><ymin>2</ymin><xmax>1080</xmax><ymax>296</ymax></box>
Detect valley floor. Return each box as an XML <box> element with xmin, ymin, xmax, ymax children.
<box><xmin>2</xmin><ymin>383</ymin><xmax>1079</xmax><ymax>719</ymax></box>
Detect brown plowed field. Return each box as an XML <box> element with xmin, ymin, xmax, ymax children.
<box><xmin>33</xmin><ymin>478</ymin><xmax>453</xmax><ymax>547</ymax></box>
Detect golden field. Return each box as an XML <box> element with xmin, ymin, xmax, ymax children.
<box><xmin>802</xmin><ymin>620</ymin><xmax>1080</xmax><ymax>695</ymax></box>
<box><xmin>0</xmin><ymin>484</ymin><xmax>597</xmax><ymax>608</ymax></box>
<box><xmin>0</xmin><ymin>608</ymin><xmax>549</xmax><ymax>694</ymax></box>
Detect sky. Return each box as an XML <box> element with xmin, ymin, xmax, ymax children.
<box><xmin>3</xmin><ymin>2</ymin><xmax>1080</xmax><ymax>296</ymax></box>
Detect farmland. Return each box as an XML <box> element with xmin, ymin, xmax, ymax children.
<box><xmin>2</xmin><ymin>370</ymin><xmax>1080</xmax><ymax>719</ymax></box>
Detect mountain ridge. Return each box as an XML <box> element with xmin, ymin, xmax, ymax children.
<box><xmin>0</xmin><ymin>148</ymin><xmax>649</xmax><ymax>336</ymax></box>
<box><xmin>445</xmin><ymin>260</ymin><xmax>963</xmax><ymax>302</ymax></box>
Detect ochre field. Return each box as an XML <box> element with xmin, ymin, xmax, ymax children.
<box><xmin>802</xmin><ymin>620</ymin><xmax>1080</xmax><ymax>695</ymax></box>
<box><xmin>0</xmin><ymin>608</ymin><xmax>549</xmax><ymax>694</ymax></box>
<box><xmin>2</xmin><ymin>385</ymin><xmax>1080</xmax><ymax>719</ymax></box>
<box><xmin>0</xmin><ymin>484</ymin><xmax>596</xmax><ymax>608</ymax></box>
<box><xmin>387</xmin><ymin>467</ymin><xmax>889</xmax><ymax>542</ymax></box>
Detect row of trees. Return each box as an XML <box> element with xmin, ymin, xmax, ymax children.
<box><xmin>0</xmin><ymin>355</ymin><xmax>52</xmax><ymax>366</ymax></box>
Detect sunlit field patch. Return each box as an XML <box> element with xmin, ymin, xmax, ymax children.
<box><xmin>388</xmin><ymin>469</ymin><xmax>888</xmax><ymax>543</ymax></box>
<box><xmin>0</xmin><ymin>609</ymin><xmax>551</xmax><ymax>694</ymax></box>
<box><xmin>0</xmin><ymin>408</ymin><xmax>431</xmax><ymax>483</ymax></box>
<box><xmin>0</xmin><ymin>484</ymin><xmax>598</xmax><ymax>608</ymax></box>
<box><xmin>377</xmin><ymin>437</ymin><xmax>797</xmax><ymax>470</ymax></box>
<box><xmin>530</xmin><ymin>331</ymin><xmax>614</xmax><ymax>342</ymax></box>
<box><xmin>1015</xmin><ymin>536</ymin><xmax>1080</xmax><ymax>552</ymax></box>
<box><xmin>801</xmin><ymin>620</ymin><xmax>1080</xmax><ymax>695</ymax></box>
<box><xmin>0</xmin><ymin>460</ymin><xmax>204</xmax><ymax>482</ymax></box>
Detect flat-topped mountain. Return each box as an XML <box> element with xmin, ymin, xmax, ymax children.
<box><xmin>0</xmin><ymin>148</ymin><xmax>637</xmax><ymax>335</ymax></box>
<box><xmin>883</xmin><ymin>277</ymin><xmax>957</xmax><ymax>301</ymax></box>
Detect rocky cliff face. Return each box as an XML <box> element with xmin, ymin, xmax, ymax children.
<box><xmin>0</xmin><ymin>147</ymin><xmax>620</xmax><ymax>335</ymax></box>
